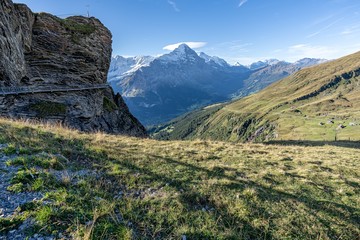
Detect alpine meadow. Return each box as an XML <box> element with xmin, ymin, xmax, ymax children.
<box><xmin>1</xmin><ymin>0</ymin><xmax>360</xmax><ymax>239</ymax></box>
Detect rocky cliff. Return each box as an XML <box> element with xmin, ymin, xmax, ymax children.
<box><xmin>0</xmin><ymin>0</ymin><xmax>146</xmax><ymax>137</ymax></box>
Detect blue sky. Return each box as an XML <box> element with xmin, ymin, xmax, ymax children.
<box><xmin>13</xmin><ymin>0</ymin><xmax>360</xmax><ymax>64</ymax></box>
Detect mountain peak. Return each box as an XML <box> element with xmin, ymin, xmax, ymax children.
<box><xmin>159</xmin><ymin>43</ymin><xmax>199</xmax><ymax>62</ymax></box>
<box><xmin>248</xmin><ymin>59</ymin><xmax>281</xmax><ymax>70</ymax></box>
<box><xmin>172</xmin><ymin>43</ymin><xmax>197</xmax><ymax>55</ymax></box>
<box><xmin>198</xmin><ymin>52</ymin><xmax>229</xmax><ymax>67</ymax></box>
<box><xmin>198</xmin><ymin>52</ymin><xmax>210</xmax><ymax>58</ymax></box>
<box><xmin>175</xmin><ymin>43</ymin><xmax>192</xmax><ymax>51</ymax></box>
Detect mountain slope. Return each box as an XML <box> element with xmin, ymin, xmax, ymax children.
<box><xmin>155</xmin><ymin>51</ymin><xmax>360</xmax><ymax>141</ymax></box>
<box><xmin>235</xmin><ymin>58</ymin><xmax>327</xmax><ymax>98</ymax></box>
<box><xmin>108</xmin><ymin>46</ymin><xmax>325</xmax><ymax>126</ymax></box>
<box><xmin>107</xmin><ymin>55</ymin><xmax>154</xmax><ymax>84</ymax></box>
<box><xmin>109</xmin><ymin>44</ymin><xmax>250</xmax><ymax>125</ymax></box>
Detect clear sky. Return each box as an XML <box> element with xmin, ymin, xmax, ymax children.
<box><xmin>13</xmin><ymin>0</ymin><xmax>360</xmax><ymax>64</ymax></box>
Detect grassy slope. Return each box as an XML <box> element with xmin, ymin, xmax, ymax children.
<box><xmin>0</xmin><ymin>118</ymin><xmax>359</xmax><ymax>239</ymax></box>
<box><xmin>149</xmin><ymin>103</ymin><xmax>224</xmax><ymax>140</ymax></box>
<box><xmin>158</xmin><ymin>51</ymin><xmax>360</xmax><ymax>142</ymax></box>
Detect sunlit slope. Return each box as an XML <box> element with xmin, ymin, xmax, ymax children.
<box><xmin>190</xmin><ymin>51</ymin><xmax>360</xmax><ymax>141</ymax></box>
<box><xmin>0</xmin><ymin>118</ymin><xmax>359</xmax><ymax>239</ymax></box>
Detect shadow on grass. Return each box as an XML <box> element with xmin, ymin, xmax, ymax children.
<box><xmin>265</xmin><ymin>140</ymin><xmax>360</xmax><ymax>149</ymax></box>
<box><xmin>1</xmin><ymin>122</ymin><xmax>359</xmax><ymax>239</ymax></box>
<box><xmin>106</xmin><ymin>148</ymin><xmax>359</xmax><ymax>238</ymax></box>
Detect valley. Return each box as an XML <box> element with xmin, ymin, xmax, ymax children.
<box><xmin>108</xmin><ymin>45</ymin><xmax>326</xmax><ymax>126</ymax></box>
<box><xmin>153</xmin><ymin>51</ymin><xmax>360</xmax><ymax>142</ymax></box>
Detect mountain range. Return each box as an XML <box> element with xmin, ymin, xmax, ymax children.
<box><xmin>108</xmin><ymin>44</ymin><xmax>326</xmax><ymax>126</ymax></box>
<box><xmin>151</xmin><ymin>51</ymin><xmax>360</xmax><ymax>142</ymax></box>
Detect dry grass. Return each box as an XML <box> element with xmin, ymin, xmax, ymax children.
<box><xmin>0</xmin><ymin>117</ymin><xmax>359</xmax><ymax>239</ymax></box>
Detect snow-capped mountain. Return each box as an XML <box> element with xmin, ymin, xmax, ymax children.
<box><xmin>108</xmin><ymin>44</ymin><xmax>327</xmax><ymax>126</ymax></box>
<box><xmin>108</xmin><ymin>44</ymin><xmax>250</xmax><ymax>125</ymax></box>
<box><xmin>108</xmin><ymin>55</ymin><xmax>154</xmax><ymax>82</ymax></box>
<box><xmin>198</xmin><ymin>52</ymin><xmax>229</xmax><ymax>67</ymax></box>
<box><xmin>157</xmin><ymin>44</ymin><xmax>200</xmax><ymax>63</ymax></box>
<box><xmin>294</xmin><ymin>58</ymin><xmax>328</xmax><ymax>68</ymax></box>
<box><xmin>234</xmin><ymin>58</ymin><xmax>328</xmax><ymax>98</ymax></box>
<box><xmin>248</xmin><ymin>59</ymin><xmax>280</xmax><ymax>70</ymax></box>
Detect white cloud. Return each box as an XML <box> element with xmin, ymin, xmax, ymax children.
<box><xmin>163</xmin><ymin>42</ymin><xmax>207</xmax><ymax>51</ymax></box>
<box><xmin>167</xmin><ymin>0</ymin><xmax>180</xmax><ymax>12</ymax></box>
<box><xmin>238</xmin><ymin>0</ymin><xmax>248</xmax><ymax>7</ymax></box>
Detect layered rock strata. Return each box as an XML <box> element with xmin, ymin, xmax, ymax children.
<box><xmin>0</xmin><ymin>0</ymin><xmax>146</xmax><ymax>136</ymax></box>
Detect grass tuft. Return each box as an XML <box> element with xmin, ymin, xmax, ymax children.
<box><xmin>0</xmin><ymin>117</ymin><xmax>359</xmax><ymax>239</ymax></box>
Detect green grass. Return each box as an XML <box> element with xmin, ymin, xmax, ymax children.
<box><xmin>8</xmin><ymin>168</ymin><xmax>61</xmax><ymax>193</ymax></box>
<box><xmin>48</xmin><ymin>16</ymin><xmax>96</xmax><ymax>44</ymax></box>
<box><xmin>103</xmin><ymin>97</ymin><xmax>118</xmax><ymax>112</ymax></box>
<box><xmin>29</xmin><ymin>101</ymin><xmax>67</xmax><ymax>118</ymax></box>
<box><xmin>155</xmin><ymin>51</ymin><xmax>360</xmax><ymax>142</ymax></box>
<box><xmin>0</xmin><ymin>216</ymin><xmax>26</xmax><ymax>233</ymax></box>
<box><xmin>58</xmin><ymin>18</ymin><xmax>96</xmax><ymax>35</ymax></box>
<box><xmin>0</xmin><ymin>118</ymin><xmax>359</xmax><ymax>239</ymax></box>
<box><xmin>7</xmin><ymin>154</ymin><xmax>65</xmax><ymax>170</ymax></box>
<box><xmin>150</xmin><ymin>103</ymin><xmax>224</xmax><ymax>140</ymax></box>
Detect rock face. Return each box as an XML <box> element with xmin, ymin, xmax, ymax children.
<box><xmin>0</xmin><ymin>0</ymin><xmax>146</xmax><ymax>137</ymax></box>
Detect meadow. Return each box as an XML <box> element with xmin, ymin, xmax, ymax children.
<box><xmin>0</xmin><ymin>118</ymin><xmax>359</xmax><ymax>239</ymax></box>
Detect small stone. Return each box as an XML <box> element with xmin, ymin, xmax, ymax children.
<box><xmin>95</xmin><ymin>196</ymin><xmax>103</xmax><ymax>201</ymax></box>
<box><xmin>86</xmin><ymin>221</ymin><xmax>94</xmax><ymax>226</ymax></box>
